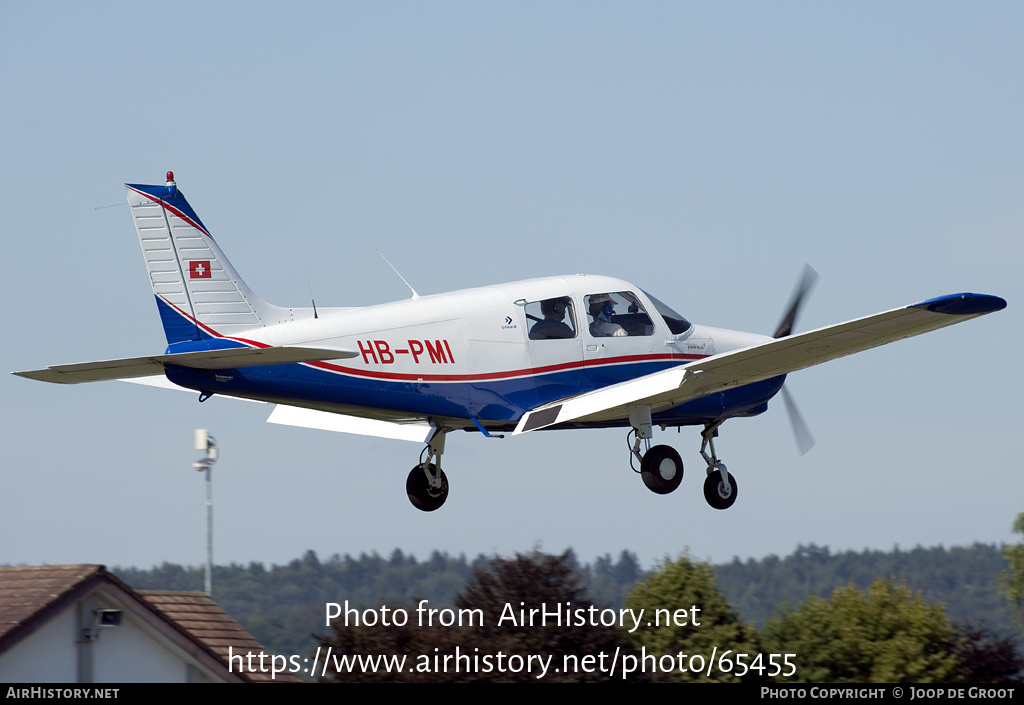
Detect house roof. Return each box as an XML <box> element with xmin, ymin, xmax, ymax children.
<box><xmin>139</xmin><ymin>590</ymin><xmax>299</xmax><ymax>682</ymax></box>
<box><xmin>0</xmin><ymin>564</ymin><xmax>109</xmax><ymax>651</ymax></box>
<box><xmin>0</xmin><ymin>565</ymin><xmax>296</xmax><ymax>683</ymax></box>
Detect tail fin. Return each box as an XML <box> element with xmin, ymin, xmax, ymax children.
<box><xmin>125</xmin><ymin>173</ymin><xmax>293</xmax><ymax>344</ymax></box>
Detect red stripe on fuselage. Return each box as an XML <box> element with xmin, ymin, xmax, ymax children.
<box><xmin>304</xmin><ymin>352</ymin><xmax>705</xmax><ymax>382</ymax></box>
<box><xmin>158</xmin><ymin>295</ymin><xmax>708</xmax><ymax>383</ymax></box>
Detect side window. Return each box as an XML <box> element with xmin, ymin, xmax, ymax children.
<box><xmin>585</xmin><ymin>292</ymin><xmax>654</xmax><ymax>337</ymax></box>
<box><xmin>526</xmin><ymin>297</ymin><xmax>577</xmax><ymax>340</ymax></box>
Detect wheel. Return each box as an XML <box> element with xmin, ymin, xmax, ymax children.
<box><xmin>406</xmin><ymin>463</ymin><xmax>449</xmax><ymax>512</ymax></box>
<box><xmin>640</xmin><ymin>445</ymin><xmax>684</xmax><ymax>495</ymax></box>
<box><xmin>703</xmin><ymin>468</ymin><xmax>738</xmax><ymax>510</ymax></box>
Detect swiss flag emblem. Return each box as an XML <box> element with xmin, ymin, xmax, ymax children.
<box><xmin>189</xmin><ymin>260</ymin><xmax>212</xmax><ymax>279</ymax></box>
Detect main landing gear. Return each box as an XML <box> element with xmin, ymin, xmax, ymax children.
<box><xmin>640</xmin><ymin>445</ymin><xmax>684</xmax><ymax>494</ymax></box>
<box><xmin>628</xmin><ymin>408</ymin><xmax>738</xmax><ymax>510</ymax></box>
<box><xmin>628</xmin><ymin>405</ymin><xmax>684</xmax><ymax>496</ymax></box>
<box><xmin>407</xmin><ymin>431</ymin><xmax>448</xmax><ymax>512</ymax></box>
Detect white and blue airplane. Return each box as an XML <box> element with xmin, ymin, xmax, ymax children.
<box><xmin>14</xmin><ymin>173</ymin><xmax>1006</xmax><ymax>511</ymax></box>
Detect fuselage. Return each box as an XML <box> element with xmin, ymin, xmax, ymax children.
<box><xmin>162</xmin><ymin>274</ymin><xmax>784</xmax><ymax>432</ymax></box>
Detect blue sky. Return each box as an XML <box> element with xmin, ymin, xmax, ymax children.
<box><xmin>2</xmin><ymin>2</ymin><xmax>1021</xmax><ymax>571</ymax></box>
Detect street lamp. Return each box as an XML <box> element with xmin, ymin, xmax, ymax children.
<box><xmin>193</xmin><ymin>429</ymin><xmax>218</xmax><ymax>596</ymax></box>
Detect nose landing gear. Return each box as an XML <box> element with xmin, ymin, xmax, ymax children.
<box><xmin>700</xmin><ymin>421</ymin><xmax>737</xmax><ymax>510</ymax></box>
<box><xmin>626</xmin><ymin>414</ymin><xmax>739</xmax><ymax>509</ymax></box>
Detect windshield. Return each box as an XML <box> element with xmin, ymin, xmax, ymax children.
<box><xmin>642</xmin><ymin>291</ymin><xmax>692</xmax><ymax>335</ymax></box>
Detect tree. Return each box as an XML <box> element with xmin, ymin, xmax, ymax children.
<box><xmin>625</xmin><ymin>554</ymin><xmax>760</xmax><ymax>682</ymax></box>
<box><xmin>590</xmin><ymin>550</ymin><xmax>643</xmax><ymax>608</ymax></box>
<box><xmin>456</xmin><ymin>550</ymin><xmax>635</xmax><ymax>681</ymax></box>
<box><xmin>1001</xmin><ymin>513</ymin><xmax>1024</xmax><ymax>620</ymax></box>
<box><xmin>762</xmin><ymin>578</ymin><xmax>962</xmax><ymax>683</ymax></box>
<box><xmin>956</xmin><ymin>626</ymin><xmax>1024</xmax><ymax>683</ymax></box>
<box><xmin>318</xmin><ymin>550</ymin><xmax>637</xmax><ymax>682</ymax></box>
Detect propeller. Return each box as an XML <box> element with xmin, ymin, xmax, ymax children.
<box><xmin>773</xmin><ymin>264</ymin><xmax>819</xmax><ymax>339</ymax></box>
<box><xmin>781</xmin><ymin>385</ymin><xmax>816</xmax><ymax>456</ymax></box>
<box><xmin>773</xmin><ymin>265</ymin><xmax>819</xmax><ymax>455</ymax></box>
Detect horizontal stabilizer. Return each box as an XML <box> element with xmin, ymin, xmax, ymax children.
<box><xmin>120</xmin><ymin>375</ymin><xmax>264</xmax><ymax>402</ymax></box>
<box><xmin>266</xmin><ymin>405</ymin><xmax>435</xmax><ymax>443</ymax></box>
<box><xmin>116</xmin><ymin>376</ymin><xmax>435</xmax><ymax>441</ymax></box>
<box><xmin>514</xmin><ymin>292</ymin><xmax>1006</xmax><ymax>434</ymax></box>
<box><xmin>13</xmin><ymin>346</ymin><xmax>358</xmax><ymax>385</ymax></box>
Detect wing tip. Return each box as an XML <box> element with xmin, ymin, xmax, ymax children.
<box><xmin>910</xmin><ymin>293</ymin><xmax>1006</xmax><ymax>316</ymax></box>
<box><xmin>12</xmin><ymin>369</ymin><xmax>75</xmax><ymax>384</ymax></box>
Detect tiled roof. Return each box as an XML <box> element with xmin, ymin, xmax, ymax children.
<box><xmin>139</xmin><ymin>591</ymin><xmax>299</xmax><ymax>682</ymax></box>
<box><xmin>0</xmin><ymin>565</ymin><xmax>297</xmax><ymax>683</ymax></box>
<box><xmin>0</xmin><ymin>564</ymin><xmax>107</xmax><ymax>648</ymax></box>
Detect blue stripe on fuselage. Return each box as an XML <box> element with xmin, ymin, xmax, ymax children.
<box><xmin>164</xmin><ymin>359</ymin><xmax>785</xmax><ymax>428</ymax></box>
<box><xmin>154</xmin><ymin>291</ymin><xmax>784</xmax><ymax>426</ymax></box>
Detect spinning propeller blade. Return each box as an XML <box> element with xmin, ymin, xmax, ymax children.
<box><xmin>775</xmin><ymin>264</ymin><xmax>819</xmax><ymax>454</ymax></box>
<box><xmin>781</xmin><ymin>385</ymin><xmax>816</xmax><ymax>456</ymax></box>
<box><xmin>773</xmin><ymin>264</ymin><xmax>819</xmax><ymax>339</ymax></box>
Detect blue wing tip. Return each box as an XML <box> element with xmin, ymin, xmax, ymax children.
<box><xmin>911</xmin><ymin>293</ymin><xmax>1007</xmax><ymax>316</ymax></box>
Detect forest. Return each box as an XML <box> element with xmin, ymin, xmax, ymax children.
<box><xmin>115</xmin><ymin>538</ymin><xmax>1024</xmax><ymax>682</ymax></box>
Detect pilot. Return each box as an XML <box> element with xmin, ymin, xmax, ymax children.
<box><xmin>588</xmin><ymin>293</ymin><xmax>627</xmax><ymax>337</ymax></box>
<box><xmin>530</xmin><ymin>298</ymin><xmax>575</xmax><ymax>340</ymax></box>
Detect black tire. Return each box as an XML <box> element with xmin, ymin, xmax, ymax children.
<box><xmin>406</xmin><ymin>464</ymin><xmax>449</xmax><ymax>512</ymax></box>
<box><xmin>640</xmin><ymin>445</ymin><xmax>684</xmax><ymax>495</ymax></box>
<box><xmin>703</xmin><ymin>470</ymin><xmax>738</xmax><ymax>510</ymax></box>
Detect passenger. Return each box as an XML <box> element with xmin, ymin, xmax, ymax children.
<box><xmin>530</xmin><ymin>298</ymin><xmax>575</xmax><ymax>339</ymax></box>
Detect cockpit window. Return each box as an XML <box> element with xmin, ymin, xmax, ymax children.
<box><xmin>585</xmin><ymin>291</ymin><xmax>654</xmax><ymax>337</ymax></box>
<box><xmin>526</xmin><ymin>297</ymin><xmax>577</xmax><ymax>340</ymax></box>
<box><xmin>642</xmin><ymin>291</ymin><xmax>692</xmax><ymax>335</ymax></box>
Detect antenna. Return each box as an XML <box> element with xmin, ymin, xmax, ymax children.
<box><xmin>306</xmin><ymin>280</ymin><xmax>319</xmax><ymax>319</ymax></box>
<box><xmin>377</xmin><ymin>250</ymin><xmax>420</xmax><ymax>299</ymax></box>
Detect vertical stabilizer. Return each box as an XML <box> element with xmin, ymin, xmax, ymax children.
<box><xmin>125</xmin><ymin>173</ymin><xmax>291</xmax><ymax>344</ymax></box>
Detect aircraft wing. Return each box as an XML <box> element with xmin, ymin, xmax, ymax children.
<box><xmin>13</xmin><ymin>345</ymin><xmax>358</xmax><ymax>384</ymax></box>
<box><xmin>514</xmin><ymin>292</ymin><xmax>1006</xmax><ymax>434</ymax></box>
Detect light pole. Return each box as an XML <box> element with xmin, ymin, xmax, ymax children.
<box><xmin>193</xmin><ymin>429</ymin><xmax>218</xmax><ymax>596</ymax></box>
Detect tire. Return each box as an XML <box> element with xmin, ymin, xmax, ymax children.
<box><xmin>640</xmin><ymin>445</ymin><xmax>684</xmax><ymax>495</ymax></box>
<box><xmin>703</xmin><ymin>470</ymin><xmax>738</xmax><ymax>510</ymax></box>
<box><xmin>406</xmin><ymin>464</ymin><xmax>449</xmax><ymax>512</ymax></box>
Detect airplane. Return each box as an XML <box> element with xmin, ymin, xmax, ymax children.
<box><xmin>14</xmin><ymin>173</ymin><xmax>1007</xmax><ymax>512</ymax></box>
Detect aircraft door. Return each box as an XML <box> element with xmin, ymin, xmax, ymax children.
<box><xmin>523</xmin><ymin>296</ymin><xmax>584</xmax><ymax>403</ymax></box>
<box><xmin>582</xmin><ymin>291</ymin><xmax>657</xmax><ymax>388</ymax></box>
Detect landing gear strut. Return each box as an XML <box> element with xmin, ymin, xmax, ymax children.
<box><xmin>407</xmin><ymin>431</ymin><xmax>448</xmax><ymax>512</ymax></box>
<box><xmin>629</xmin><ymin>405</ymin><xmax>684</xmax><ymax>495</ymax></box>
<box><xmin>700</xmin><ymin>421</ymin><xmax>737</xmax><ymax>510</ymax></box>
<box><xmin>624</xmin><ymin>410</ymin><xmax>740</xmax><ymax>508</ymax></box>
